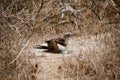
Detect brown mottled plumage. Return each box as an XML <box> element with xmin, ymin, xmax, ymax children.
<box><xmin>46</xmin><ymin>39</ymin><xmax>61</xmax><ymax>53</ymax></box>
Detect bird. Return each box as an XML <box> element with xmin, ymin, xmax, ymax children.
<box><xmin>35</xmin><ymin>32</ymin><xmax>76</xmax><ymax>53</ymax></box>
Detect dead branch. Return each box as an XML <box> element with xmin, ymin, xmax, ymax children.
<box><xmin>9</xmin><ymin>38</ymin><xmax>31</xmax><ymax>64</ymax></box>
<box><xmin>60</xmin><ymin>5</ymin><xmax>79</xmax><ymax>17</ymax></box>
<box><xmin>108</xmin><ymin>0</ymin><xmax>120</xmax><ymax>15</ymax></box>
<box><xmin>4</xmin><ymin>0</ymin><xmax>20</xmax><ymax>12</ymax></box>
<box><xmin>89</xmin><ymin>0</ymin><xmax>101</xmax><ymax>20</ymax></box>
<box><xmin>112</xmin><ymin>26</ymin><xmax>120</xmax><ymax>33</ymax></box>
<box><xmin>35</xmin><ymin>0</ymin><xmax>44</xmax><ymax>18</ymax></box>
<box><xmin>8</xmin><ymin>23</ymin><xmax>22</xmax><ymax>37</ymax></box>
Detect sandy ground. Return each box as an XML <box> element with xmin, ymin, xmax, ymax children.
<box><xmin>31</xmin><ymin>32</ymin><xmax>112</xmax><ymax>80</ymax></box>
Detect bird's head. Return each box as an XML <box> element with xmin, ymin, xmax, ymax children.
<box><xmin>63</xmin><ymin>32</ymin><xmax>76</xmax><ymax>39</ymax></box>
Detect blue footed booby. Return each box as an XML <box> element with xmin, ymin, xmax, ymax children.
<box><xmin>35</xmin><ymin>32</ymin><xmax>76</xmax><ymax>53</ymax></box>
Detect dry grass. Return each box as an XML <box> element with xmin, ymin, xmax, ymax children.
<box><xmin>60</xmin><ymin>32</ymin><xmax>120</xmax><ymax>80</ymax></box>
<box><xmin>0</xmin><ymin>0</ymin><xmax>120</xmax><ymax>80</ymax></box>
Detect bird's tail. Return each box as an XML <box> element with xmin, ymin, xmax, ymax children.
<box><xmin>34</xmin><ymin>44</ymin><xmax>49</xmax><ymax>49</ymax></box>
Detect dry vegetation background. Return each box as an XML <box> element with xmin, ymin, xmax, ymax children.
<box><xmin>0</xmin><ymin>0</ymin><xmax>120</xmax><ymax>80</ymax></box>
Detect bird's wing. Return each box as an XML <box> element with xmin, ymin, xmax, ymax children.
<box><xmin>54</xmin><ymin>38</ymin><xmax>67</xmax><ymax>46</ymax></box>
<box><xmin>46</xmin><ymin>39</ymin><xmax>61</xmax><ymax>53</ymax></box>
<box><xmin>45</xmin><ymin>37</ymin><xmax>66</xmax><ymax>46</ymax></box>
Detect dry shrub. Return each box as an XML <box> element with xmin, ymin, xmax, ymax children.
<box><xmin>0</xmin><ymin>0</ymin><xmax>120</xmax><ymax>80</ymax></box>
<box><xmin>0</xmin><ymin>0</ymin><xmax>37</xmax><ymax>80</ymax></box>
<box><xmin>0</xmin><ymin>21</ymin><xmax>38</xmax><ymax>80</ymax></box>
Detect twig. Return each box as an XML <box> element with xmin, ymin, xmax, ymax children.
<box><xmin>4</xmin><ymin>0</ymin><xmax>20</xmax><ymax>12</ymax></box>
<box><xmin>9</xmin><ymin>38</ymin><xmax>31</xmax><ymax>64</ymax></box>
<box><xmin>8</xmin><ymin>23</ymin><xmax>22</xmax><ymax>37</ymax></box>
<box><xmin>35</xmin><ymin>0</ymin><xmax>44</xmax><ymax>18</ymax></box>
<box><xmin>108</xmin><ymin>0</ymin><xmax>120</xmax><ymax>15</ymax></box>
<box><xmin>23</xmin><ymin>0</ymin><xmax>44</xmax><ymax>24</ymax></box>
<box><xmin>112</xmin><ymin>27</ymin><xmax>120</xmax><ymax>33</ymax></box>
<box><xmin>110</xmin><ymin>0</ymin><xmax>116</xmax><ymax>6</ymax></box>
<box><xmin>60</xmin><ymin>5</ymin><xmax>79</xmax><ymax>26</ymax></box>
<box><xmin>60</xmin><ymin>5</ymin><xmax>78</xmax><ymax>17</ymax></box>
<box><xmin>89</xmin><ymin>0</ymin><xmax>101</xmax><ymax>20</ymax></box>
